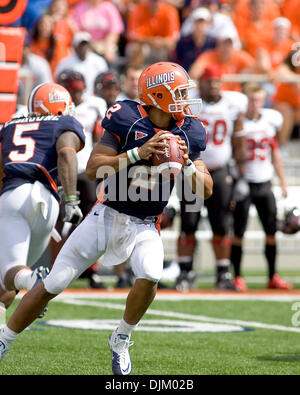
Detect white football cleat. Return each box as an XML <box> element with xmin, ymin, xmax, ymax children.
<box><xmin>108</xmin><ymin>330</ymin><xmax>134</xmax><ymax>375</ymax></box>
<box><xmin>0</xmin><ymin>337</ymin><xmax>9</xmax><ymax>362</ymax></box>
<box><xmin>30</xmin><ymin>266</ymin><xmax>49</xmax><ymax>289</ymax></box>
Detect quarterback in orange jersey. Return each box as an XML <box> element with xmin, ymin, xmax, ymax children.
<box><xmin>0</xmin><ymin>62</ymin><xmax>213</xmax><ymax>375</ymax></box>
<box><xmin>0</xmin><ymin>83</ymin><xmax>85</xmax><ymax>326</ymax></box>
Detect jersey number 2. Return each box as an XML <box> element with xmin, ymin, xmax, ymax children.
<box><xmin>8</xmin><ymin>122</ymin><xmax>39</xmax><ymax>162</ymax></box>
<box><xmin>106</xmin><ymin>103</ymin><xmax>122</xmax><ymax>120</ymax></box>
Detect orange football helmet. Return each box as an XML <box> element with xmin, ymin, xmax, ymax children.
<box><xmin>28</xmin><ymin>82</ymin><xmax>74</xmax><ymax>116</ymax></box>
<box><xmin>138</xmin><ymin>62</ymin><xmax>202</xmax><ymax>117</ymax></box>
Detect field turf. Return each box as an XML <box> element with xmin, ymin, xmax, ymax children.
<box><xmin>1</xmin><ymin>271</ymin><xmax>300</xmax><ymax>376</ymax></box>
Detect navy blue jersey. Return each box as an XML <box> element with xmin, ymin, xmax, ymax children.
<box><xmin>0</xmin><ymin>115</ymin><xmax>85</xmax><ymax>200</ymax></box>
<box><xmin>100</xmin><ymin>100</ymin><xmax>206</xmax><ymax>219</ymax></box>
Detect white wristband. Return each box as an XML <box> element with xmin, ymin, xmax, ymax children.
<box><xmin>234</xmin><ymin>130</ymin><xmax>246</xmax><ymax>137</ymax></box>
<box><xmin>182</xmin><ymin>160</ymin><xmax>196</xmax><ymax>176</ymax></box>
<box><xmin>127</xmin><ymin>147</ymin><xmax>141</xmax><ymax>164</ymax></box>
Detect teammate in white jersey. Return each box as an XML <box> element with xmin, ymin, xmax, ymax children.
<box><xmin>176</xmin><ymin>65</ymin><xmax>248</xmax><ymax>290</ymax></box>
<box><xmin>230</xmin><ymin>83</ymin><xmax>292</xmax><ymax>291</ymax></box>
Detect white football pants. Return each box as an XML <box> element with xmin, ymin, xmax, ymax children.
<box><xmin>0</xmin><ymin>182</ymin><xmax>59</xmax><ymax>290</ymax></box>
<box><xmin>43</xmin><ymin>202</ymin><xmax>164</xmax><ymax>295</ymax></box>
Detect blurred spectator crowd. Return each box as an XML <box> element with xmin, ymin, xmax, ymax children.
<box><xmin>4</xmin><ymin>0</ymin><xmax>300</xmax><ymax>151</ymax></box>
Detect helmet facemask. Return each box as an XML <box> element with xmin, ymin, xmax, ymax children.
<box><xmin>147</xmin><ymin>80</ymin><xmax>202</xmax><ymax>118</ymax></box>
<box><xmin>170</xmin><ymin>80</ymin><xmax>202</xmax><ymax>117</ymax></box>
<box><xmin>63</xmin><ymin>101</ymin><xmax>75</xmax><ymax>116</ymax></box>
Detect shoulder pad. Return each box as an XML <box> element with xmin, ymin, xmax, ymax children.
<box><xmin>59</xmin><ymin>115</ymin><xmax>84</xmax><ymax>131</ymax></box>
<box><xmin>222</xmin><ymin>91</ymin><xmax>248</xmax><ymax>113</ymax></box>
<box><xmin>262</xmin><ymin>108</ymin><xmax>283</xmax><ymax>129</ymax></box>
<box><xmin>56</xmin><ymin>115</ymin><xmax>85</xmax><ymax>145</ymax></box>
<box><xmin>182</xmin><ymin>117</ymin><xmax>207</xmax><ymax>153</ymax></box>
<box><xmin>102</xmin><ymin>101</ymin><xmax>145</xmax><ymax>137</ymax></box>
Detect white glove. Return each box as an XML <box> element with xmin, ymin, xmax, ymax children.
<box><xmin>232</xmin><ymin>178</ymin><xmax>250</xmax><ymax>202</ymax></box>
<box><xmin>63</xmin><ymin>200</ymin><xmax>83</xmax><ymax>226</ymax></box>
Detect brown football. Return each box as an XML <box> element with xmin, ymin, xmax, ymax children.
<box><xmin>152</xmin><ymin>132</ymin><xmax>184</xmax><ymax>178</ymax></box>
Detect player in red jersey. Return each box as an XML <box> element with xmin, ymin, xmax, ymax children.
<box><xmin>175</xmin><ymin>65</ymin><xmax>248</xmax><ymax>291</ymax></box>
<box><xmin>231</xmin><ymin>83</ymin><xmax>292</xmax><ymax>291</ymax></box>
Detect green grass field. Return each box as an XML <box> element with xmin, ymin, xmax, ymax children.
<box><xmin>1</xmin><ymin>271</ymin><xmax>300</xmax><ymax>376</ymax></box>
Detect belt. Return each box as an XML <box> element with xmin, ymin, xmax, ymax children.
<box><xmin>129</xmin><ymin>215</ymin><xmax>158</xmax><ymax>224</ymax></box>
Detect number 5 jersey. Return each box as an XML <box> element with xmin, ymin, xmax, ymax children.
<box><xmin>0</xmin><ymin>115</ymin><xmax>85</xmax><ymax>200</ymax></box>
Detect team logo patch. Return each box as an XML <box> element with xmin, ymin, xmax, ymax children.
<box><xmin>146</xmin><ymin>72</ymin><xmax>175</xmax><ymax>89</ymax></box>
<box><xmin>135</xmin><ymin>131</ymin><xmax>148</xmax><ymax>140</ymax></box>
<box><xmin>49</xmin><ymin>91</ymin><xmax>69</xmax><ymax>103</ymax></box>
<box><xmin>34</xmin><ymin>100</ymin><xmax>43</xmax><ymax>108</ymax></box>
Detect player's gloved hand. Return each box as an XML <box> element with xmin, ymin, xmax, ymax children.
<box><xmin>232</xmin><ymin>177</ymin><xmax>250</xmax><ymax>202</ymax></box>
<box><xmin>63</xmin><ymin>199</ymin><xmax>83</xmax><ymax>226</ymax></box>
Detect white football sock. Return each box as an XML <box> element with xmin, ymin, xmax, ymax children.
<box><xmin>0</xmin><ymin>325</ymin><xmax>18</xmax><ymax>346</ymax></box>
<box><xmin>116</xmin><ymin>318</ymin><xmax>137</xmax><ymax>337</ymax></box>
<box><xmin>216</xmin><ymin>258</ymin><xmax>230</xmax><ymax>267</ymax></box>
<box><xmin>14</xmin><ymin>268</ymin><xmax>35</xmax><ymax>290</ymax></box>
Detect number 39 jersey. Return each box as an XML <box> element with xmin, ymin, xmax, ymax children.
<box><xmin>200</xmin><ymin>91</ymin><xmax>248</xmax><ymax>169</ymax></box>
<box><xmin>100</xmin><ymin>100</ymin><xmax>207</xmax><ymax>219</ymax></box>
<box><xmin>0</xmin><ymin>115</ymin><xmax>85</xmax><ymax>200</ymax></box>
<box><xmin>244</xmin><ymin>108</ymin><xmax>282</xmax><ymax>183</ymax></box>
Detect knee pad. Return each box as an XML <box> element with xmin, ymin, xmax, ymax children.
<box><xmin>135</xmin><ymin>259</ymin><xmax>163</xmax><ymax>283</ymax></box>
<box><xmin>141</xmin><ymin>270</ymin><xmax>162</xmax><ymax>283</ymax></box>
<box><xmin>43</xmin><ymin>262</ymin><xmax>76</xmax><ymax>295</ymax></box>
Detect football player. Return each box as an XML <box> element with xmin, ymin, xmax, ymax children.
<box><xmin>0</xmin><ymin>62</ymin><xmax>213</xmax><ymax>375</ymax></box>
<box><xmin>0</xmin><ymin>82</ymin><xmax>85</xmax><ymax>325</ymax></box>
<box><xmin>51</xmin><ymin>70</ymin><xmax>108</xmax><ymax>289</ymax></box>
<box><xmin>175</xmin><ymin>65</ymin><xmax>248</xmax><ymax>291</ymax></box>
<box><xmin>231</xmin><ymin>83</ymin><xmax>292</xmax><ymax>291</ymax></box>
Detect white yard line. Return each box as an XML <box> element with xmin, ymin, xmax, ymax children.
<box><xmin>57</xmin><ymin>298</ymin><xmax>300</xmax><ymax>333</ymax></box>
<box><xmin>49</xmin><ymin>291</ymin><xmax>300</xmax><ymax>302</ymax></box>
